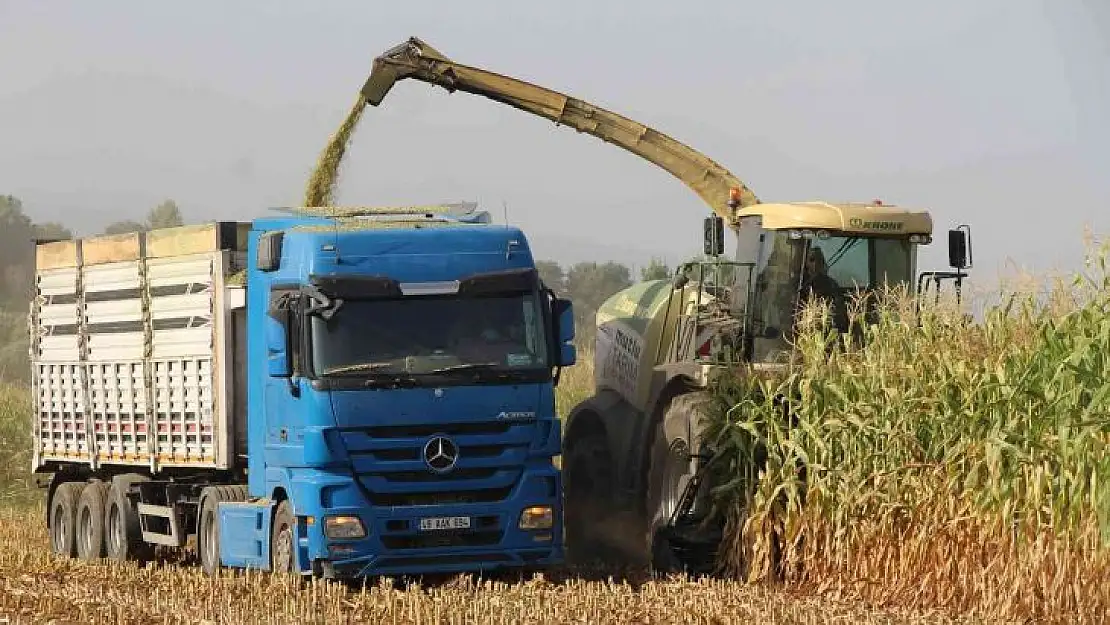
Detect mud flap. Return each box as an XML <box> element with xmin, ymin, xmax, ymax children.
<box><xmin>218</xmin><ymin>500</ymin><xmax>274</xmax><ymax>570</ymax></box>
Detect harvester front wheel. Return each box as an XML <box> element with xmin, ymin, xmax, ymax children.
<box><xmin>645</xmin><ymin>391</ymin><xmax>714</xmax><ymax>575</ymax></box>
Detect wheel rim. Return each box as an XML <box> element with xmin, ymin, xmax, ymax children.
<box><xmin>659</xmin><ymin>439</ymin><xmax>690</xmax><ymax>525</ymax></box>
<box><xmin>108</xmin><ymin>504</ymin><xmax>124</xmax><ymax>556</ymax></box>
<box><xmin>51</xmin><ymin>504</ymin><xmax>66</xmax><ymax>552</ymax></box>
<box><xmin>77</xmin><ymin>506</ymin><xmax>91</xmax><ymax>555</ymax></box>
<box><xmin>273</xmin><ymin>523</ymin><xmax>293</xmax><ymax>572</ymax></box>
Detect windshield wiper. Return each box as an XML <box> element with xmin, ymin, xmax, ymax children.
<box><xmin>427</xmin><ymin>362</ymin><xmax>501</xmax><ymax>374</ymax></box>
<box><xmin>361</xmin><ymin>373</ymin><xmax>421</xmax><ymax>389</ymax></box>
<box><xmin>427</xmin><ymin>362</ymin><xmax>541</xmax><ymax>383</ymax></box>
<box><xmin>322</xmin><ymin>361</ymin><xmax>396</xmax><ymax>376</ymax></box>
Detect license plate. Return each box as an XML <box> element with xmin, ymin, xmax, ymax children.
<box><xmin>419</xmin><ymin>516</ymin><xmax>471</xmax><ymax>531</ymax></box>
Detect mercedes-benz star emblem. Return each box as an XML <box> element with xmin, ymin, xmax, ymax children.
<box><xmin>423</xmin><ymin>435</ymin><xmax>459</xmax><ymax>473</ymax></box>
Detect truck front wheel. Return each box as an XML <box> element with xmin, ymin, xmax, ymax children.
<box><xmin>49</xmin><ymin>482</ymin><xmax>84</xmax><ymax>558</ymax></box>
<box><xmin>270</xmin><ymin>500</ymin><xmax>295</xmax><ymax>574</ymax></box>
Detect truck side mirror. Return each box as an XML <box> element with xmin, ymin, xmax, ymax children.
<box><xmin>552</xmin><ymin>298</ymin><xmax>576</xmax><ymax>367</ymax></box>
<box><xmin>948</xmin><ymin>227</ymin><xmax>971</xmax><ymax>270</ymax></box>
<box><xmin>257</xmin><ymin>231</ymin><xmax>284</xmax><ymax>272</ymax></box>
<box><xmin>703</xmin><ymin>216</ymin><xmax>725</xmax><ymax>257</ymax></box>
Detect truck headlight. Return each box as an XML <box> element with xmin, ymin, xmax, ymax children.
<box><xmin>518</xmin><ymin>506</ymin><xmax>553</xmax><ymax>530</ymax></box>
<box><xmin>324</xmin><ymin>515</ymin><xmax>367</xmax><ymax>539</ymax></box>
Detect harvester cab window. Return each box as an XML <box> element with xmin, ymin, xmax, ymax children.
<box><xmin>750</xmin><ymin>232</ymin><xmax>806</xmax><ymax>363</ymax></box>
<box><xmin>807</xmin><ymin>236</ymin><xmax>915</xmax><ymax>292</ymax></box>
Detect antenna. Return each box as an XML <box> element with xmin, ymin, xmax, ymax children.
<box><xmin>502</xmin><ymin>200</ymin><xmax>509</xmax><ymax>228</ymax></box>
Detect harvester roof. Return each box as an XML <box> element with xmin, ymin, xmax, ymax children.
<box><xmin>737</xmin><ymin>200</ymin><xmax>933</xmax><ymax>237</ymax></box>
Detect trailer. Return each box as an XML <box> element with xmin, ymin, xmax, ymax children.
<box><xmin>30</xmin><ymin>206</ymin><xmax>576</xmax><ymax>578</ymax></box>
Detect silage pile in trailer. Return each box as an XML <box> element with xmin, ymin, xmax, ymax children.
<box><xmin>703</xmin><ymin>241</ymin><xmax>1110</xmax><ymax>622</ymax></box>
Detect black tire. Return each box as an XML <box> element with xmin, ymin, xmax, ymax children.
<box><xmin>198</xmin><ymin>485</ymin><xmax>248</xmax><ymax>576</ymax></box>
<box><xmin>644</xmin><ymin>392</ymin><xmax>709</xmax><ymax>575</ymax></box>
<box><xmin>104</xmin><ymin>481</ymin><xmax>153</xmax><ymax>563</ymax></box>
<box><xmin>75</xmin><ymin>481</ymin><xmax>111</xmax><ymax>561</ymax></box>
<box><xmin>198</xmin><ymin>492</ymin><xmax>222</xmax><ymax>576</ymax></box>
<box><xmin>561</xmin><ymin>425</ymin><xmax>617</xmax><ymax>567</ymax></box>
<box><xmin>270</xmin><ymin>499</ymin><xmax>296</xmax><ymax>574</ymax></box>
<box><xmin>49</xmin><ymin>482</ymin><xmax>84</xmax><ymax>558</ymax></box>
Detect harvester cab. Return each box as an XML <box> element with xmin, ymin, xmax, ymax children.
<box><xmin>665</xmin><ymin>201</ymin><xmax>975</xmax><ymax>368</ymax></box>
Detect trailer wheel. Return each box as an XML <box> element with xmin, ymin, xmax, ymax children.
<box><xmin>75</xmin><ymin>481</ymin><xmax>110</xmax><ymax>561</ymax></box>
<box><xmin>270</xmin><ymin>500</ymin><xmax>295</xmax><ymax>574</ymax></box>
<box><xmin>49</xmin><ymin>482</ymin><xmax>84</xmax><ymax>558</ymax></box>
<box><xmin>104</xmin><ymin>481</ymin><xmax>152</xmax><ymax>563</ymax></box>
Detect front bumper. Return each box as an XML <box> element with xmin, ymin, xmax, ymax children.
<box><xmin>295</xmin><ymin>468</ymin><xmax>564</xmax><ymax>578</ymax></box>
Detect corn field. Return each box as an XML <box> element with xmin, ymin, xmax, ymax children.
<box><xmin>700</xmin><ymin>243</ymin><xmax>1110</xmax><ymax>622</ymax></box>
<box><xmin>1</xmin><ymin>248</ymin><xmax>1109</xmax><ymax>623</ymax></box>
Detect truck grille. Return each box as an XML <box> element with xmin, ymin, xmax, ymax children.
<box><xmin>339</xmin><ymin>419</ymin><xmax>545</xmax><ymax>509</ymax></box>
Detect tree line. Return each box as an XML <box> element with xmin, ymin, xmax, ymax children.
<box><xmin>0</xmin><ymin>193</ymin><xmax>674</xmax><ymax>381</ymax></box>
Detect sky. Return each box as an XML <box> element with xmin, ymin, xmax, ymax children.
<box><xmin>0</xmin><ymin>0</ymin><xmax>1107</xmax><ymax>292</ymax></box>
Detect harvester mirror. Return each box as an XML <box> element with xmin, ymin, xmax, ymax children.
<box><xmin>703</xmin><ymin>216</ymin><xmax>725</xmax><ymax>256</ymax></box>
<box><xmin>948</xmin><ymin>229</ymin><xmax>968</xmax><ymax>269</ymax></box>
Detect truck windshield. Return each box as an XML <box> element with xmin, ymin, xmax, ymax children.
<box><xmin>310</xmin><ymin>292</ymin><xmax>550</xmax><ymax>380</ymax></box>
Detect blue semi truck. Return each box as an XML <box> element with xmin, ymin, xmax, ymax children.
<box><xmin>29</xmin><ymin>204</ymin><xmax>576</xmax><ymax>578</ymax></box>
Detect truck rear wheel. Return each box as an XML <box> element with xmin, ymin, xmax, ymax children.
<box><xmin>75</xmin><ymin>481</ymin><xmax>110</xmax><ymax>561</ymax></box>
<box><xmin>198</xmin><ymin>485</ymin><xmax>248</xmax><ymax>576</ymax></box>
<box><xmin>104</xmin><ymin>481</ymin><xmax>152</xmax><ymax>563</ymax></box>
<box><xmin>49</xmin><ymin>481</ymin><xmax>84</xmax><ymax>558</ymax></box>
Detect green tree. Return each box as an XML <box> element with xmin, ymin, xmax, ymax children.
<box><xmin>0</xmin><ymin>195</ymin><xmax>77</xmax><ymax>381</ymax></box>
<box><xmin>34</xmin><ymin>222</ymin><xmax>73</xmax><ymax>242</ymax></box>
<box><xmin>0</xmin><ymin>195</ymin><xmax>37</xmax><ymax>308</ymax></box>
<box><xmin>535</xmin><ymin>260</ymin><xmax>566</xmax><ymax>295</ymax></box>
<box><xmin>640</xmin><ymin>257</ymin><xmax>671</xmax><ymax>281</ymax></box>
<box><xmin>564</xmin><ymin>261</ymin><xmax>632</xmax><ymax>344</ymax></box>
<box><xmin>102</xmin><ymin>198</ymin><xmax>185</xmax><ymax>235</ymax></box>
<box><xmin>102</xmin><ymin>219</ymin><xmax>148</xmax><ymax>235</ymax></box>
<box><xmin>147</xmin><ymin>199</ymin><xmax>184</xmax><ymax>229</ymax></box>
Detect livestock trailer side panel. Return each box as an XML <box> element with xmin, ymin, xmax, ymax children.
<box><xmin>30</xmin><ymin>223</ymin><xmax>250</xmax><ymax>474</ymax></box>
